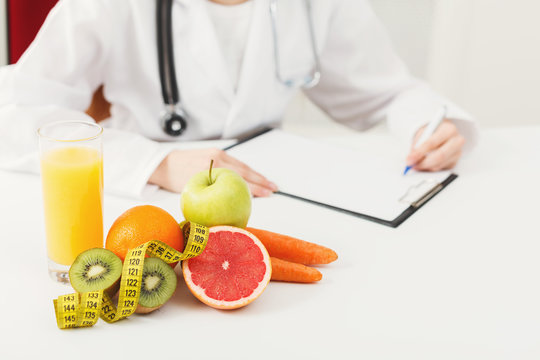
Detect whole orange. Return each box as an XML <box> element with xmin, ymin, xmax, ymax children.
<box><xmin>105</xmin><ymin>205</ymin><xmax>184</xmax><ymax>262</ymax></box>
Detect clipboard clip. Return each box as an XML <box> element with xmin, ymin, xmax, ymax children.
<box><xmin>399</xmin><ymin>179</ymin><xmax>444</xmax><ymax>208</ymax></box>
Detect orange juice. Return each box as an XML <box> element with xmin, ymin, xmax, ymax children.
<box><xmin>41</xmin><ymin>147</ymin><xmax>103</xmax><ymax>265</ymax></box>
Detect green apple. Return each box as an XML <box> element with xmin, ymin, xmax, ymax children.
<box><xmin>181</xmin><ymin>164</ymin><xmax>251</xmax><ymax>228</ymax></box>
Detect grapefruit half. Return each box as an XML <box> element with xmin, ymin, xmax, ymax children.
<box><xmin>182</xmin><ymin>226</ymin><xmax>271</xmax><ymax>310</ymax></box>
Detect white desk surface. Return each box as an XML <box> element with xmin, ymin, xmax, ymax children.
<box><xmin>1</xmin><ymin>126</ymin><xmax>539</xmax><ymax>359</ymax></box>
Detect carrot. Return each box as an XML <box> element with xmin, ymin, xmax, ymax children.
<box><xmin>246</xmin><ymin>227</ymin><xmax>338</xmax><ymax>265</ymax></box>
<box><xmin>270</xmin><ymin>257</ymin><xmax>322</xmax><ymax>283</ymax></box>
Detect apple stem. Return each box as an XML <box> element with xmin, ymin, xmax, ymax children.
<box><xmin>209</xmin><ymin>159</ymin><xmax>214</xmax><ymax>185</ymax></box>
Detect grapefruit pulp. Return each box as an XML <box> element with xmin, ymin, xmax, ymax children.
<box><xmin>182</xmin><ymin>226</ymin><xmax>271</xmax><ymax>309</ymax></box>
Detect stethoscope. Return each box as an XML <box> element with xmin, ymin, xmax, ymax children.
<box><xmin>157</xmin><ymin>0</ymin><xmax>321</xmax><ymax>137</ymax></box>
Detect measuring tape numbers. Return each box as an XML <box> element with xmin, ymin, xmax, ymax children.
<box><xmin>53</xmin><ymin>221</ymin><xmax>209</xmax><ymax>329</ymax></box>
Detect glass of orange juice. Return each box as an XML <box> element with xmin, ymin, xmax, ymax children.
<box><xmin>38</xmin><ymin>121</ymin><xmax>104</xmax><ymax>283</ymax></box>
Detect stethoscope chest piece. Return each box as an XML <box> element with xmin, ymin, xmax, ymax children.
<box><xmin>160</xmin><ymin>106</ymin><xmax>188</xmax><ymax>137</ymax></box>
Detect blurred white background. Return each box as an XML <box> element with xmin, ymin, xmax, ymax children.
<box><xmin>1</xmin><ymin>0</ymin><xmax>539</xmax><ymax>128</ymax></box>
<box><xmin>284</xmin><ymin>0</ymin><xmax>540</xmax><ymax>131</ymax></box>
<box><xmin>427</xmin><ymin>0</ymin><xmax>540</xmax><ymax>128</ymax></box>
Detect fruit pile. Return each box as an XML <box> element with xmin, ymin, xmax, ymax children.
<box><xmin>60</xmin><ymin>162</ymin><xmax>338</xmax><ymax>327</ymax></box>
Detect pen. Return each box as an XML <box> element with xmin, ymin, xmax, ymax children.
<box><xmin>403</xmin><ymin>105</ymin><xmax>447</xmax><ymax>175</ymax></box>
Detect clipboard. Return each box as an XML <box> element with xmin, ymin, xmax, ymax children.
<box><xmin>225</xmin><ymin>128</ymin><xmax>457</xmax><ymax>228</ymax></box>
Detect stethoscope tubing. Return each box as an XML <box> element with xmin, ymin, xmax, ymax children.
<box><xmin>157</xmin><ymin>0</ymin><xmax>180</xmax><ymax>105</ymax></box>
<box><xmin>269</xmin><ymin>0</ymin><xmax>321</xmax><ymax>89</ymax></box>
<box><xmin>157</xmin><ymin>0</ymin><xmax>321</xmax><ymax>136</ymax></box>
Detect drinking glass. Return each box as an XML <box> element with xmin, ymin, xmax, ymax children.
<box><xmin>38</xmin><ymin>121</ymin><xmax>104</xmax><ymax>283</ymax></box>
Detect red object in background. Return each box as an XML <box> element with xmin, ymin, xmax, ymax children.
<box><xmin>7</xmin><ymin>0</ymin><xmax>59</xmax><ymax>64</ymax></box>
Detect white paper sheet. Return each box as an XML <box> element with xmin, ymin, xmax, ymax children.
<box><xmin>227</xmin><ymin>130</ymin><xmax>452</xmax><ymax>222</ymax></box>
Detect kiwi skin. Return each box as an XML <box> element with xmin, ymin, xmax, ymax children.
<box><xmin>135</xmin><ymin>304</ymin><xmax>161</xmax><ymax>314</ymax></box>
<box><xmin>105</xmin><ymin>280</ymin><xmax>121</xmax><ymax>298</ymax></box>
<box><xmin>135</xmin><ymin>257</ymin><xmax>177</xmax><ymax>314</ymax></box>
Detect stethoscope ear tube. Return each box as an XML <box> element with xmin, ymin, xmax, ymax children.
<box><xmin>269</xmin><ymin>0</ymin><xmax>321</xmax><ymax>89</ymax></box>
<box><xmin>157</xmin><ymin>0</ymin><xmax>187</xmax><ymax>136</ymax></box>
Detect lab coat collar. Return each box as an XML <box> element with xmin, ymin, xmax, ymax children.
<box><xmin>185</xmin><ymin>0</ymin><xmax>235</xmax><ymax>104</ymax></box>
<box><xmin>180</xmin><ymin>0</ymin><xmax>274</xmax><ymax>136</ymax></box>
<box><xmin>222</xmin><ymin>0</ymin><xmax>275</xmax><ymax>137</ymax></box>
<box><xmin>174</xmin><ymin>0</ymin><xmax>193</xmax><ymax>8</ymax></box>
<box><xmin>235</xmin><ymin>0</ymin><xmax>269</xmax><ymax>99</ymax></box>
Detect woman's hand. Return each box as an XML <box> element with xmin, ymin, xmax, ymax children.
<box><xmin>405</xmin><ymin>120</ymin><xmax>466</xmax><ymax>172</ymax></box>
<box><xmin>149</xmin><ymin>148</ymin><xmax>278</xmax><ymax>197</ymax></box>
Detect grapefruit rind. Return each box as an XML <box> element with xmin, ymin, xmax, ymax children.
<box><xmin>182</xmin><ymin>226</ymin><xmax>271</xmax><ymax>310</ymax></box>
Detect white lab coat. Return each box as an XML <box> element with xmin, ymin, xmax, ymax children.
<box><xmin>0</xmin><ymin>0</ymin><xmax>477</xmax><ymax>198</ymax></box>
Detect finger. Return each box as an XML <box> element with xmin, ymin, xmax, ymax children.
<box><xmin>206</xmin><ymin>149</ymin><xmax>278</xmax><ymax>191</ymax></box>
<box><xmin>415</xmin><ymin>137</ymin><xmax>463</xmax><ymax>171</ymax></box>
<box><xmin>406</xmin><ymin>121</ymin><xmax>458</xmax><ymax>165</ymax></box>
<box><xmin>418</xmin><ymin>151</ymin><xmax>461</xmax><ymax>172</ymax></box>
<box><xmin>440</xmin><ymin>151</ymin><xmax>461</xmax><ymax>170</ymax></box>
<box><xmin>221</xmin><ymin>154</ymin><xmax>278</xmax><ymax>191</ymax></box>
<box><xmin>248</xmin><ymin>182</ymin><xmax>273</xmax><ymax>197</ymax></box>
<box><xmin>236</xmin><ymin>166</ymin><xmax>278</xmax><ymax>192</ymax></box>
<box><xmin>415</xmin><ymin>135</ymin><xmax>465</xmax><ymax>171</ymax></box>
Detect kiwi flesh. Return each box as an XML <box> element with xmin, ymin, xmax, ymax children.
<box><xmin>136</xmin><ymin>257</ymin><xmax>177</xmax><ymax>314</ymax></box>
<box><xmin>69</xmin><ymin>248</ymin><xmax>122</xmax><ymax>297</ymax></box>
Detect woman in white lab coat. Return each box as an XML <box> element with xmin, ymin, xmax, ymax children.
<box><xmin>0</xmin><ymin>0</ymin><xmax>476</xmax><ymax>198</ymax></box>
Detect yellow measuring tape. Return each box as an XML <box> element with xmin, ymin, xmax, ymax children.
<box><xmin>53</xmin><ymin>221</ymin><xmax>209</xmax><ymax>329</ymax></box>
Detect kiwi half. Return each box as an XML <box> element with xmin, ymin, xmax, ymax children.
<box><xmin>136</xmin><ymin>257</ymin><xmax>177</xmax><ymax>314</ymax></box>
<box><xmin>69</xmin><ymin>248</ymin><xmax>122</xmax><ymax>297</ymax></box>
